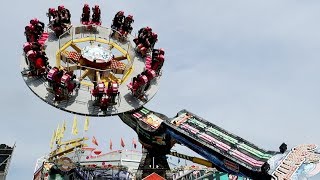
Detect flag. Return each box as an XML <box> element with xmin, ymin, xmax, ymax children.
<box><xmin>109</xmin><ymin>139</ymin><xmax>113</xmax><ymax>150</ymax></box>
<box><xmin>60</xmin><ymin>120</ymin><xmax>66</xmax><ymax>139</ymax></box>
<box><xmin>178</xmin><ymin>158</ymin><xmax>181</xmax><ymax>164</ymax></box>
<box><xmin>50</xmin><ymin>130</ymin><xmax>56</xmax><ymax>149</ymax></box>
<box><xmin>133</xmin><ymin>138</ymin><xmax>137</xmax><ymax>149</ymax></box>
<box><xmin>92</xmin><ymin>136</ymin><xmax>99</xmax><ymax>146</ymax></box>
<box><xmin>56</xmin><ymin>124</ymin><xmax>64</xmax><ymax>144</ymax></box>
<box><xmin>121</xmin><ymin>138</ymin><xmax>125</xmax><ymax>148</ymax></box>
<box><xmin>84</xmin><ymin>116</ymin><xmax>89</xmax><ymax>132</ymax></box>
<box><xmin>72</xmin><ymin>115</ymin><xmax>78</xmax><ymax>135</ymax></box>
<box><xmin>55</xmin><ymin>124</ymin><xmax>60</xmax><ymax>142</ymax></box>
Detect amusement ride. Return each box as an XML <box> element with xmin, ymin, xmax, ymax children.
<box><xmin>20</xmin><ymin>4</ymin><xmax>320</xmax><ymax>180</ymax></box>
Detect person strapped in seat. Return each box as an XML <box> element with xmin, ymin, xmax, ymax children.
<box><xmin>81</xmin><ymin>4</ymin><xmax>91</xmax><ymax>24</ymax></box>
<box><xmin>91</xmin><ymin>5</ymin><xmax>101</xmax><ymax>25</ymax></box>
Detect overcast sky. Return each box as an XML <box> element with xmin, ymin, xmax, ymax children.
<box><xmin>1</xmin><ymin>0</ymin><xmax>320</xmax><ymax>179</ymax></box>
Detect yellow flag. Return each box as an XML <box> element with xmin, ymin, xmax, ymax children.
<box><xmin>72</xmin><ymin>115</ymin><xmax>78</xmax><ymax>135</ymax></box>
<box><xmin>50</xmin><ymin>130</ymin><xmax>56</xmax><ymax>149</ymax></box>
<box><xmin>55</xmin><ymin>124</ymin><xmax>60</xmax><ymax>141</ymax></box>
<box><xmin>84</xmin><ymin>116</ymin><xmax>89</xmax><ymax>132</ymax></box>
<box><xmin>56</xmin><ymin>124</ymin><xmax>63</xmax><ymax>145</ymax></box>
<box><xmin>60</xmin><ymin>120</ymin><xmax>66</xmax><ymax>139</ymax></box>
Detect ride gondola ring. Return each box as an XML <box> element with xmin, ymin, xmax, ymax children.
<box><xmin>20</xmin><ymin>25</ymin><xmax>161</xmax><ymax>116</ymax></box>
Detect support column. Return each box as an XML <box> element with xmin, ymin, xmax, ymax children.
<box><xmin>136</xmin><ymin>147</ymin><xmax>172</xmax><ymax>180</ymax></box>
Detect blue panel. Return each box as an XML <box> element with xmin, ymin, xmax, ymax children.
<box><xmin>166</xmin><ymin>129</ymin><xmax>245</xmax><ymax>177</ymax></box>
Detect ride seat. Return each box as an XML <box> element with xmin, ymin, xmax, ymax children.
<box><xmin>23</xmin><ymin>42</ymin><xmax>32</xmax><ymax>53</ymax></box>
<box><xmin>61</xmin><ymin>74</ymin><xmax>71</xmax><ymax>87</ymax></box>
<box><xmin>47</xmin><ymin>68</ymin><xmax>58</xmax><ymax>80</ymax></box>
<box><xmin>91</xmin><ymin>88</ymin><xmax>99</xmax><ymax>97</ymax></box>
<box><xmin>38</xmin><ymin>32</ymin><xmax>49</xmax><ymax>45</ymax></box>
<box><xmin>100</xmin><ymin>97</ymin><xmax>109</xmax><ymax>109</ymax></box>
<box><xmin>26</xmin><ymin>50</ymin><xmax>36</xmax><ymax>60</ymax></box>
<box><xmin>81</xmin><ymin>20</ymin><xmax>90</xmax><ymax>25</ymax></box>
<box><xmin>146</xmin><ymin>69</ymin><xmax>157</xmax><ymax>80</ymax></box>
<box><xmin>145</xmin><ymin>56</ymin><xmax>152</xmax><ymax>69</ymax></box>
<box><xmin>127</xmin><ymin>82</ymin><xmax>133</xmax><ymax>90</ymax></box>
<box><xmin>90</xmin><ymin>21</ymin><xmax>101</xmax><ymax>26</ymax></box>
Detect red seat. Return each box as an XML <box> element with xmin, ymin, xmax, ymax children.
<box><xmin>35</xmin><ymin>58</ymin><xmax>45</xmax><ymax>69</ymax></box>
<box><xmin>23</xmin><ymin>42</ymin><xmax>32</xmax><ymax>53</ymax></box>
<box><xmin>41</xmin><ymin>32</ymin><xmax>49</xmax><ymax>37</ymax></box>
<box><xmin>145</xmin><ymin>57</ymin><xmax>152</xmax><ymax>64</ymax></box>
<box><xmin>90</xmin><ymin>21</ymin><xmax>101</xmax><ymax>26</ymax></box>
<box><xmin>127</xmin><ymin>83</ymin><xmax>133</xmax><ymax>89</ymax></box>
<box><xmin>137</xmin><ymin>44</ymin><xmax>143</xmax><ymax>49</ymax></box>
<box><xmin>82</xmin><ymin>21</ymin><xmax>90</xmax><ymax>25</ymax></box>
<box><xmin>38</xmin><ymin>32</ymin><xmax>49</xmax><ymax>45</ymax></box>
<box><xmin>140</xmin><ymin>47</ymin><xmax>147</xmax><ymax>52</ymax></box>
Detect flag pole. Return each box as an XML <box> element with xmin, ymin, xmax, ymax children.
<box><xmin>120</xmin><ymin>149</ymin><xmax>123</xmax><ymax>166</ymax></box>
<box><xmin>82</xmin><ymin>115</ymin><xmax>86</xmax><ymax>142</ymax></box>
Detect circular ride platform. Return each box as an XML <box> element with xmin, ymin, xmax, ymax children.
<box><xmin>20</xmin><ymin>25</ymin><xmax>160</xmax><ymax>116</ymax></box>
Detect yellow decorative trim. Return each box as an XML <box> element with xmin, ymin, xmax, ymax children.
<box><xmin>56</xmin><ymin>36</ymin><xmax>133</xmax><ymax>85</ymax></box>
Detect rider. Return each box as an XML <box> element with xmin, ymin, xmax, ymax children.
<box><xmin>122</xmin><ymin>15</ymin><xmax>134</xmax><ymax>35</ymax></box>
<box><xmin>151</xmin><ymin>54</ymin><xmax>164</xmax><ymax>73</ymax></box>
<box><xmin>91</xmin><ymin>5</ymin><xmax>101</xmax><ymax>24</ymax></box>
<box><xmin>138</xmin><ymin>26</ymin><xmax>152</xmax><ymax>45</ymax></box>
<box><xmin>81</xmin><ymin>4</ymin><xmax>91</xmax><ymax>23</ymax></box>
<box><xmin>51</xmin><ymin>15</ymin><xmax>63</xmax><ymax>37</ymax></box>
<box><xmin>25</xmin><ymin>24</ymin><xmax>41</xmax><ymax>42</ymax></box>
<box><xmin>152</xmin><ymin>48</ymin><xmax>165</xmax><ymax>58</ymax></box>
<box><xmin>24</xmin><ymin>25</ymin><xmax>33</xmax><ymax>42</ymax></box>
<box><xmin>106</xmin><ymin>82</ymin><xmax>119</xmax><ymax>104</ymax></box>
<box><xmin>134</xmin><ymin>27</ymin><xmax>146</xmax><ymax>45</ymax></box>
<box><xmin>36</xmin><ymin>51</ymin><xmax>49</xmax><ymax>66</ymax></box>
<box><xmin>112</xmin><ymin>11</ymin><xmax>125</xmax><ymax>30</ymax></box>
<box><xmin>47</xmin><ymin>8</ymin><xmax>58</xmax><ymax>25</ymax></box>
<box><xmin>31</xmin><ymin>42</ymin><xmax>42</xmax><ymax>52</ymax></box>
<box><xmin>60</xmin><ymin>10</ymin><xmax>70</xmax><ymax>25</ymax></box>
<box><xmin>58</xmin><ymin>5</ymin><xmax>71</xmax><ymax>24</ymax></box>
<box><xmin>30</xmin><ymin>18</ymin><xmax>45</xmax><ymax>35</ymax></box>
<box><xmin>148</xmin><ymin>32</ymin><xmax>158</xmax><ymax>48</ymax></box>
<box><xmin>23</xmin><ymin>42</ymin><xmax>42</xmax><ymax>53</ymax></box>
